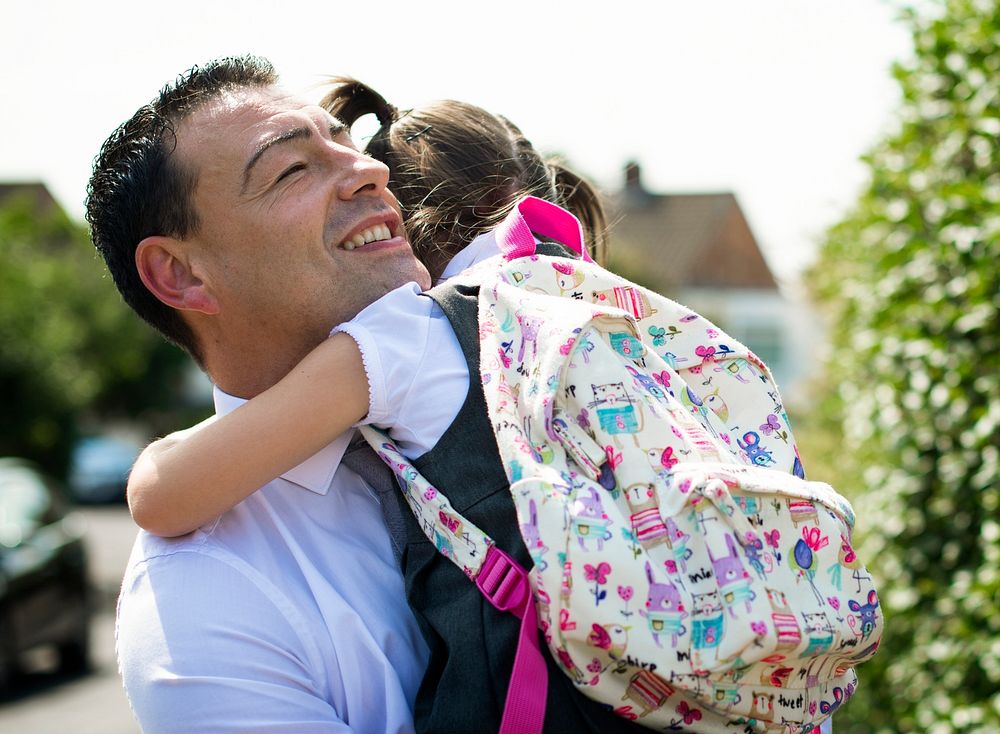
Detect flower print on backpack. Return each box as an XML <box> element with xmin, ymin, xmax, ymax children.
<box><xmin>584</xmin><ymin>561</ymin><xmax>611</xmax><ymax>606</ymax></box>
<box><xmin>586</xmin><ymin>619</ymin><xmax>629</xmax><ymax>681</ymax></box>
<box><xmin>647</xmin><ymin>324</ymin><xmax>681</xmax><ymax>347</ymax></box>
<box><xmin>646</xmin><ymin>445</ymin><xmax>679</xmax><ymax>483</ymax></box>
<box><xmin>561</xmin><ymin>327</ymin><xmax>595</xmax><ymax>365</ymax></box>
<box><xmin>759</xmin><ymin>413</ymin><xmax>790</xmax><ymax>444</ymax></box>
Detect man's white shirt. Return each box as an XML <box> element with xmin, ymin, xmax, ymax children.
<box><xmin>116</xmin><ymin>390</ymin><xmax>429</xmax><ymax>733</ymax></box>
<box><xmin>115</xmin><ymin>232</ymin><xmax>504</xmax><ymax>733</ymax></box>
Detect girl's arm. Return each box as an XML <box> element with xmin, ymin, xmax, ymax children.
<box><xmin>128</xmin><ymin>333</ymin><xmax>369</xmax><ymax>537</ymax></box>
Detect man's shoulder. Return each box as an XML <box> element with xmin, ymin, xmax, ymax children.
<box><xmin>118</xmin><ymin>516</ymin><xmax>323</xmax><ymax>662</ymax></box>
<box><xmin>121</xmin><ymin>524</ymin><xmax>256</xmax><ymax>605</ymax></box>
<box><xmin>125</xmin><ymin>525</ymin><xmax>228</xmax><ymax>570</ymax></box>
<box><xmin>121</xmin><ymin>503</ymin><xmax>284</xmax><ymax>597</ymax></box>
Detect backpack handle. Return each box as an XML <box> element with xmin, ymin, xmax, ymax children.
<box><xmin>495</xmin><ymin>196</ymin><xmax>593</xmax><ymax>263</ymax></box>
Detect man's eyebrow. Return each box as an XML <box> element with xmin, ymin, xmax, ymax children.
<box><xmin>241</xmin><ymin>126</ymin><xmax>310</xmax><ymax>192</ymax></box>
<box><xmin>328</xmin><ymin>119</ymin><xmax>347</xmax><ymax>138</ymax></box>
<box><xmin>241</xmin><ymin>121</ymin><xmax>350</xmax><ymax>192</ymax></box>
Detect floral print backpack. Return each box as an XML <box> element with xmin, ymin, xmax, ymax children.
<box><xmin>361</xmin><ymin>197</ymin><xmax>882</xmax><ymax>734</ymax></box>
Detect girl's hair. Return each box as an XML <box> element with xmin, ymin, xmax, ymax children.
<box><xmin>320</xmin><ymin>78</ymin><xmax>608</xmax><ymax>278</ymax></box>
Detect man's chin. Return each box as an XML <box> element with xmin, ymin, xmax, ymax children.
<box><xmin>415</xmin><ymin>266</ymin><xmax>433</xmax><ymax>291</ymax></box>
<box><xmin>392</xmin><ymin>256</ymin><xmax>432</xmax><ymax>292</ymax></box>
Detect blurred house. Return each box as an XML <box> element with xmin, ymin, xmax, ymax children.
<box><xmin>606</xmin><ymin>163</ymin><xmax>820</xmax><ymax>399</ymax></box>
<box><xmin>0</xmin><ymin>181</ymin><xmax>61</xmax><ymax>217</ymax></box>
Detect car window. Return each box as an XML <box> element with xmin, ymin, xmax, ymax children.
<box><xmin>0</xmin><ymin>468</ymin><xmax>51</xmax><ymax>546</ymax></box>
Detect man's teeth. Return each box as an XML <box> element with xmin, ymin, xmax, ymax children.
<box><xmin>342</xmin><ymin>224</ymin><xmax>392</xmax><ymax>250</ymax></box>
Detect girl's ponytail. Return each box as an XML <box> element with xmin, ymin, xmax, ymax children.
<box><xmin>550</xmin><ymin>161</ymin><xmax>609</xmax><ymax>265</ymax></box>
<box><xmin>320</xmin><ymin>77</ymin><xmax>397</xmax><ymax>130</ymax></box>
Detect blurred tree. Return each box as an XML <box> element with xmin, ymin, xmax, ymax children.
<box><xmin>0</xmin><ymin>191</ymin><xmax>198</xmax><ymax>478</ymax></box>
<box><xmin>806</xmin><ymin>0</ymin><xmax>998</xmax><ymax>731</ymax></box>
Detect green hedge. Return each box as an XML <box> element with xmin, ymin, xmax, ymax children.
<box><xmin>806</xmin><ymin>1</ymin><xmax>999</xmax><ymax>731</ymax></box>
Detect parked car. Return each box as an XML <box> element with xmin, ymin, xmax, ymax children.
<box><xmin>0</xmin><ymin>458</ymin><xmax>92</xmax><ymax>689</ymax></box>
<box><xmin>67</xmin><ymin>435</ymin><xmax>142</xmax><ymax>503</ymax></box>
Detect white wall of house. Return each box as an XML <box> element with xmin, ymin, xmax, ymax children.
<box><xmin>673</xmin><ymin>286</ymin><xmax>825</xmax><ymax>403</ymax></box>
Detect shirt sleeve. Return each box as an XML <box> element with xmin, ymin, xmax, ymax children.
<box><xmin>332</xmin><ymin>282</ymin><xmax>468</xmax><ymax>458</ymax></box>
<box><xmin>117</xmin><ymin>550</ymin><xmax>354</xmax><ymax>734</ymax></box>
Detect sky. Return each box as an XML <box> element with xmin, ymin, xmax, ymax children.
<box><xmin>0</xmin><ymin>0</ymin><xmax>915</xmax><ymax>281</ymax></box>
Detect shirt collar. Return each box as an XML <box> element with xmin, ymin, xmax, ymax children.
<box><xmin>436</xmin><ymin>229</ymin><xmax>503</xmax><ymax>284</ymax></box>
<box><xmin>213</xmin><ymin>385</ymin><xmax>351</xmax><ymax>495</ymax></box>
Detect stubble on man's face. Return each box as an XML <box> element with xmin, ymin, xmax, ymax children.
<box><xmin>174</xmin><ymin>86</ymin><xmax>430</xmax><ymax>393</ymax></box>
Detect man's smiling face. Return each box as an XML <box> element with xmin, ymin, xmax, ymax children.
<box><xmin>174</xmin><ymin>85</ymin><xmax>430</xmax><ymax>373</ymax></box>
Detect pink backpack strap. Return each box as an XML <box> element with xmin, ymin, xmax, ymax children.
<box><xmin>359</xmin><ymin>428</ymin><xmax>548</xmax><ymax>732</ymax></box>
<box><xmin>495</xmin><ymin>196</ymin><xmax>593</xmax><ymax>262</ymax></box>
<box><xmin>477</xmin><ymin>545</ymin><xmax>549</xmax><ymax>734</ymax></box>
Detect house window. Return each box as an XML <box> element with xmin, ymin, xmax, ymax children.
<box><xmin>740</xmin><ymin>324</ymin><xmax>785</xmax><ymax>378</ymax></box>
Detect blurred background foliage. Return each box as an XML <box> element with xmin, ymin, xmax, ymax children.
<box><xmin>799</xmin><ymin>0</ymin><xmax>999</xmax><ymax>731</ymax></box>
<box><xmin>0</xmin><ymin>194</ymin><xmax>199</xmax><ymax>480</ymax></box>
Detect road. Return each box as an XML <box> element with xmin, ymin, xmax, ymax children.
<box><xmin>0</xmin><ymin>505</ymin><xmax>141</xmax><ymax>734</ymax></box>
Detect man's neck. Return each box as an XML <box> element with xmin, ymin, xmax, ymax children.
<box><xmin>205</xmin><ymin>344</ymin><xmax>314</xmax><ymax>400</ymax></box>
<box><xmin>194</xmin><ymin>315</ymin><xmax>325</xmax><ymax>399</ymax></box>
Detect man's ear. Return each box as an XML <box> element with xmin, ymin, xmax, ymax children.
<box><xmin>136</xmin><ymin>236</ymin><xmax>219</xmax><ymax>315</ymax></box>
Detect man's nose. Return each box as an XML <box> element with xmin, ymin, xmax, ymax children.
<box><xmin>332</xmin><ymin>146</ymin><xmax>390</xmax><ymax>200</ymax></box>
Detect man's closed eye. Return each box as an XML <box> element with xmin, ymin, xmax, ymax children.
<box><xmin>277</xmin><ymin>163</ymin><xmax>306</xmax><ymax>183</ymax></box>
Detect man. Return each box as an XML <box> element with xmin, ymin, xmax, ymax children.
<box><xmin>88</xmin><ymin>56</ymin><xmax>430</xmax><ymax>732</ymax></box>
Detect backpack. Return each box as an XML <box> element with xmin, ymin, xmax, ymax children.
<box><xmin>361</xmin><ymin>197</ymin><xmax>882</xmax><ymax>734</ymax></box>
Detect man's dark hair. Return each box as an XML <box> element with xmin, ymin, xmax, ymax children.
<box><xmin>85</xmin><ymin>55</ymin><xmax>278</xmax><ymax>365</ymax></box>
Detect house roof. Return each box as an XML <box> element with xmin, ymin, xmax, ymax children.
<box><xmin>0</xmin><ymin>182</ymin><xmax>62</xmax><ymax>217</ymax></box>
<box><xmin>607</xmin><ymin>165</ymin><xmax>777</xmax><ymax>291</ymax></box>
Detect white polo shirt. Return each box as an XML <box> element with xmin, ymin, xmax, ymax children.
<box><xmin>116</xmin><ymin>390</ymin><xmax>429</xmax><ymax>734</ymax></box>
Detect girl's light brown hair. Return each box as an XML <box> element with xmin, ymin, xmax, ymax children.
<box><xmin>321</xmin><ymin>78</ymin><xmax>607</xmax><ymax>278</ymax></box>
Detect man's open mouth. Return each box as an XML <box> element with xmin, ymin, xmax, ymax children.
<box><xmin>341</xmin><ymin>224</ymin><xmax>393</xmax><ymax>250</ymax></box>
